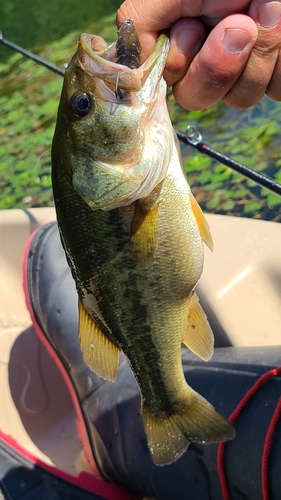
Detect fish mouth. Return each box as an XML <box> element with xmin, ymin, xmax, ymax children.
<box><xmin>77</xmin><ymin>32</ymin><xmax>169</xmax><ymax>93</ymax></box>
<box><xmin>69</xmin><ymin>31</ymin><xmax>171</xmax><ymax>211</ymax></box>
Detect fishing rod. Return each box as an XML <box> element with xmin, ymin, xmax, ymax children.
<box><xmin>178</xmin><ymin>127</ymin><xmax>281</xmax><ymax>197</ymax></box>
<box><xmin>0</xmin><ymin>31</ymin><xmax>64</xmax><ymax>76</ymax></box>
<box><xmin>1</xmin><ymin>32</ymin><xmax>281</xmax><ymax>198</ymax></box>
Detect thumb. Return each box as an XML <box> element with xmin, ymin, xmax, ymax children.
<box><xmin>171</xmin><ymin>14</ymin><xmax>258</xmax><ymax>110</ymax></box>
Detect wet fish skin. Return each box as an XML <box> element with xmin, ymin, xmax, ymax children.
<box><xmin>52</xmin><ymin>31</ymin><xmax>234</xmax><ymax>466</ymax></box>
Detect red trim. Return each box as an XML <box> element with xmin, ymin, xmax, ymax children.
<box><xmin>0</xmin><ymin>428</ymin><xmax>139</xmax><ymax>500</ymax></box>
<box><xmin>261</xmin><ymin>396</ymin><xmax>281</xmax><ymax>500</ymax></box>
<box><xmin>218</xmin><ymin>367</ymin><xmax>281</xmax><ymax>500</ymax></box>
<box><xmin>20</xmin><ymin>229</ymin><xmax>140</xmax><ymax>500</ymax></box>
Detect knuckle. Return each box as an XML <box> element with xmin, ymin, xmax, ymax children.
<box><xmin>223</xmin><ymin>86</ymin><xmax>263</xmax><ymax>109</ymax></box>
<box><xmin>204</xmin><ymin>65</ymin><xmax>237</xmax><ymax>91</ymax></box>
<box><xmin>254</xmin><ymin>30</ymin><xmax>281</xmax><ymax>56</ymax></box>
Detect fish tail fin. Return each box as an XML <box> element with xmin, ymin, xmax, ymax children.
<box><xmin>143</xmin><ymin>388</ymin><xmax>234</xmax><ymax>466</ymax></box>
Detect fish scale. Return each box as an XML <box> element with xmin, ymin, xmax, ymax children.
<box><xmin>52</xmin><ymin>25</ymin><xmax>235</xmax><ymax>466</ymax></box>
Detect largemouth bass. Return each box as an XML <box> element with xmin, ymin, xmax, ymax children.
<box><xmin>51</xmin><ymin>23</ymin><xmax>234</xmax><ymax>466</ymax></box>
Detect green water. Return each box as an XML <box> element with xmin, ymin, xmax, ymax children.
<box><xmin>0</xmin><ymin>2</ymin><xmax>281</xmax><ymax>220</ymax></box>
<box><xmin>0</xmin><ymin>0</ymin><xmax>121</xmax><ymax>57</ymax></box>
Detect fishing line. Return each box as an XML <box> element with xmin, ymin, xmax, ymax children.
<box><xmin>1</xmin><ymin>32</ymin><xmax>281</xmax><ymax>198</ymax></box>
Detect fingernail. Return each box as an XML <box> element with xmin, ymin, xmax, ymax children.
<box><xmin>222</xmin><ymin>28</ymin><xmax>253</xmax><ymax>54</ymax></box>
<box><xmin>176</xmin><ymin>29</ymin><xmax>202</xmax><ymax>54</ymax></box>
<box><xmin>258</xmin><ymin>2</ymin><xmax>281</xmax><ymax>27</ymax></box>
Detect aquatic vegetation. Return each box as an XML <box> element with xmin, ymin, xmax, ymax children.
<box><xmin>0</xmin><ymin>15</ymin><xmax>281</xmax><ymax>220</ymax></box>
<box><xmin>168</xmin><ymin>95</ymin><xmax>281</xmax><ymax>221</ymax></box>
<box><xmin>0</xmin><ymin>17</ymin><xmax>116</xmax><ymax>210</ymax></box>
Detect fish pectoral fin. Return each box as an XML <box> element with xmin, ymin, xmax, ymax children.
<box><xmin>190</xmin><ymin>192</ymin><xmax>213</xmax><ymax>251</ymax></box>
<box><xmin>143</xmin><ymin>388</ymin><xmax>235</xmax><ymax>466</ymax></box>
<box><xmin>182</xmin><ymin>292</ymin><xmax>214</xmax><ymax>361</ymax></box>
<box><xmin>130</xmin><ymin>201</ymin><xmax>160</xmax><ymax>264</ymax></box>
<box><xmin>79</xmin><ymin>300</ymin><xmax>119</xmax><ymax>382</ymax></box>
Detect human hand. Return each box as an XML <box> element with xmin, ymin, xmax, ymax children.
<box><xmin>117</xmin><ymin>0</ymin><xmax>281</xmax><ymax>110</ymax></box>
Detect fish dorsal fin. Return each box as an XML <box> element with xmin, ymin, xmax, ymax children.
<box><xmin>79</xmin><ymin>300</ymin><xmax>119</xmax><ymax>382</ymax></box>
<box><xmin>130</xmin><ymin>201</ymin><xmax>160</xmax><ymax>264</ymax></box>
<box><xmin>190</xmin><ymin>192</ymin><xmax>213</xmax><ymax>251</ymax></box>
<box><xmin>182</xmin><ymin>292</ymin><xmax>214</xmax><ymax>361</ymax></box>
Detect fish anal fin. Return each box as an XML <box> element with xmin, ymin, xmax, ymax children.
<box><xmin>190</xmin><ymin>192</ymin><xmax>213</xmax><ymax>251</ymax></box>
<box><xmin>182</xmin><ymin>292</ymin><xmax>214</xmax><ymax>361</ymax></box>
<box><xmin>130</xmin><ymin>201</ymin><xmax>160</xmax><ymax>264</ymax></box>
<box><xmin>143</xmin><ymin>389</ymin><xmax>235</xmax><ymax>466</ymax></box>
<box><xmin>79</xmin><ymin>300</ymin><xmax>119</xmax><ymax>382</ymax></box>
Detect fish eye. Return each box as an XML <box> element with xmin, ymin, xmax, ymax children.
<box><xmin>69</xmin><ymin>92</ymin><xmax>92</xmax><ymax>117</ymax></box>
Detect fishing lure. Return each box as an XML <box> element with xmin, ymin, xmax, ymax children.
<box><xmin>115</xmin><ymin>19</ymin><xmax>141</xmax><ymax>69</ymax></box>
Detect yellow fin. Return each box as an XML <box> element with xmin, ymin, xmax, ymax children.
<box><xmin>78</xmin><ymin>300</ymin><xmax>119</xmax><ymax>382</ymax></box>
<box><xmin>143</xmin><ymin>387</ymin><xmax>235</xmax><ymax>466</ymax></box>
<box><xmin>190</xmin><ymin>192</ymin><xmax>213</xmax><ymax>251</ymax></box>
<box><xmin>130</xmin><ymin>201</ymin><xmax>160</xmax><ymax>264</ymax></box>
<box><xmin>182</xmin><ymin>292</ymin><xmax>214</xmax><ymax>361</ymax></box>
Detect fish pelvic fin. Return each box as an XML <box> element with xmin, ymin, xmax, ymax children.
<box><xmin>182</xmin><ymin>292</ymin><xmax>214</xmax><ymax>361</ymax></box>
<box><xmin>143</xmin><ymin>389</ymin><xmax>235</xmax><ymax>466</ymax></box>
<box><xmin>190</xmin><ymin>192</ymin><xmax>213</xmax><ymax>251</ymax></box>
<box><xmin>79</xmin><ymin>300</ymin><xmax>119</xmax><ymax>382</ymax></box>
